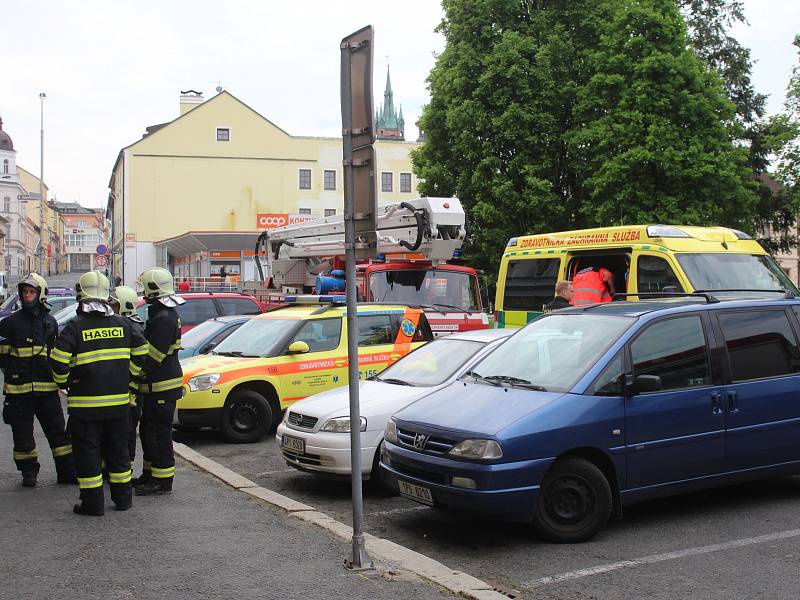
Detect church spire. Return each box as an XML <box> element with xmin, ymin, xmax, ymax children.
<box><xmin>376</xmin><ymin>64</ymin><xmax>405</xmax><ymax>141</ymax></box>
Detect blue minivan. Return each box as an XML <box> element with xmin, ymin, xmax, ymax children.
<box><xmin>381</xmin><ymin>295</ymin><xmax>800</xmax><ymax>542</ymax></box>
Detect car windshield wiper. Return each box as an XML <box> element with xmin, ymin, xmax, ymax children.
<box><xmin>431</xmin><ymin>302</ymin><xmax>466</xmax><ymax>312</ymax></box>
<box><xmin>461</xmin><ymin>370</ymin><xmax>502</xmax><ymax>387</ymax></box>
<box><xmin>373</xmin><ymin>376</ymin><xmax>415</xmax><ymax>386</ymax></box>
<box><xmin>214</xmin><ymin>350</ymin><xmax>251</xmax><ymax>357</ymax></box>
<box><xmin>483</xmin><ymin>375</ymin><xmax>548</xmax><ymax>392</ymax></box>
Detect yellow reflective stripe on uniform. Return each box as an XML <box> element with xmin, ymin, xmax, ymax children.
<box><xmin>51</xmin><ymin>444</ymin><xmax>73</xmax><ymax>457</ymax></box>
<box><xmin>5</xmin><ymin>383</ymin><xmax>34</xmax><ymax>394</ymax></box>
<box><xmin>132</xmin><ymin>343</ymin><xmax>149</xmax><ymax>356</ymax></box>
<box><xmin>139</xmin><ymin>377</ymin><xmax>183</xmax><ymax>393</ymax></box>
<box><xmin>151</xmin><ymin>466</ymin><xmax>175</xmax><ymax>479</ymax></box>
<box><xmin>129</xmin><ymin>363</ymin><xmax>142</xmax><ymax>376</ymax></box>
<box><xmin>10</xmin><ymin>345</ymin><xmax>48</xmax><ymax>357</ymax></box>
<box><xmin>50</xmin><ymin>347</ymin><xmax>73</xmax><ymax>364</ymax></box>
<box><xmin>14</xmin><ymin>449</ymin><xmax>38</xmax><ymax>460</ymax></box>
<box><xmin>169</xmin><ymin>341</ymin><xmax>182</xmax><ymax>354</ymax></box>
<box><xmin>108</xmin><ymin>469</ymin><xmax>132</xmax><ymax>484</ymax></box>
<box><xmin>78</xmin><ymin>474</ymin><xmax>104</xmax><ymax>489</ymax></box>
<box><xmin>148</xmin><ymin>346</ymin><xmax>167</xmax><ymax>362</ymax></box>
<box><xmin>32</xmin><ymin>381</ymin><xmax>58</xmax><ymax>392</ymax></box>
<box><xmin>0</xmin><ymin>344</ymin><xmax>11</xmax><ymax>355</ymax></box>
<box><xmin>73</xmin><ymin>348</ymin><xmax>131</xmax><ymax>366</ymax></box>
<box><xmin>67</xmin><ymin>393</ymin><xmax>131</xmax><ymax>408</ymax></box>
<box><xmin>53</xmin><ymin>372</ymin><xmax>68</xmax><ymax>384</ymax></box>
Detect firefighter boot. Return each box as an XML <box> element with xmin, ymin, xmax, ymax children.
<box><xmin>73</xmin><ymin>503</ymin><xmax>104</xmax><ymax>516</ymax></box>
<box><xmin>134</xmin><ymin>478</ymin><xmax>172</xmax><ymax>496</ymax></box>
<box><xmin>21</xmin><ymin>463</ymin><xmax>40</xmax><ymax>488</ymax></box>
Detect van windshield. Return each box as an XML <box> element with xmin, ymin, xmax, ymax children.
<box><xmin>368</xmin><ymin>269</ymin><xmax>480</xmax><ymax>311</ymax></box>
<box><xmin>465</xmin><ymin>314</ymin><xmax>632</xmax><ymax>392</ymax></box>
<box><xmin>676</xmin><ymin>253</ymin><xmax>798</xmax><ymax>296</ymax></box>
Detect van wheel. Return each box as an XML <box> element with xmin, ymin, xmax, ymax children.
<box><xmin>533</xmin><ymin>457</ymin><xmax>612</xmax><ymax>543</ymax></box>
<box><xmin>220</xmin><ymin>390</ymin><xmax>273</xmax><ymax>443</ymax></box>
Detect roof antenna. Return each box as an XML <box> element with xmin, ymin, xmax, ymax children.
<box><xmin>209</xmin><ymin>80</ymin><xmax>223</xmax><ymax>93</ymax></box>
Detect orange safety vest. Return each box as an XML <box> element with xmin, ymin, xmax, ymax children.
<box><xmin>571</xmin><ymin>267</ymin><xmax>612</xmax><ymax>306</ymax></box>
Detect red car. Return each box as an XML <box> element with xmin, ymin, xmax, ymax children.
<box><xmin>136</xmin><ymin>292</ymin><xmax>263</xmax><ymax>333</ymax></box>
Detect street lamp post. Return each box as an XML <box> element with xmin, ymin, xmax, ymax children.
<box><xmin>39</xmin><ymin>92</ymin><xmax>46</xmax><ymax>274</ymax></box>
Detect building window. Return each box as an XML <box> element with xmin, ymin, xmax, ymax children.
<box><xmin>324</xmin><ymin>208</ymin><xmax>336</xmax><ymax>218</ymax></box>
<box><xmin>2</xmin><ymin>159</ymin><xmax>8</xmax><ymax>174</ymax></box>
<box><xmin>299</xmin><ymin>169</ymin><xmax>312</xmax><ymax>190</ymax></box>
<box><xmin>324</xmin><ymin>170</ymin><xmax>336</xmax><ymax>191</ymax></box>
<box><xmin>3</xmin><ymin>197</ymin><xmax>9</xmax><ymax>213</ymax></box>
<box><xmin>298</xmin><ymin>207</ymin><xmax>312</xmax><ymax>215</ymax></box>
<box><xmin>400</xmin><ymin>172</ymin><xmax>412</xmax><ymax>193</ymax></box>
<box><xmin>381</xmin><ymin>172</ymin><xmax>393</xmax><ymax>193</ymax></box>
<box><xmin>216</xmin><ymin>128</ymin><xmax>230</xmax><ymax>142</ymax></box>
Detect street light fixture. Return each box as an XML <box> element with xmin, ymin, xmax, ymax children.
<box><xmin>39</xmin><ymin>92</ymin><xmax>46</xmax><ymax>274</ymax></box>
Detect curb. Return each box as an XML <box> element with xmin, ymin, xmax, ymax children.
<box><xmin>173</xmin><ymin>442</ymin><xmax>509</xmax><ymax>600</ymax></box>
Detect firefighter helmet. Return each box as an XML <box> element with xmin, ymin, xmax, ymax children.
<box><xmin>137</xmin><ymin>267</ymin><xmax>176</xmax><ymax>301</ymax></box>
<box><xmin>17</xmin><ymin>272</ymin><xmax>49</xmax><ymax>305</ymax></box>
<box><xmin>76</xmin><ymin>270</ymin><xmax>110</xmax><ymax>302</ymax></box>
<box><xmin>110</xmin><ymin>286</ymin><xmax>139</xmax><ymax>316</ymax></box>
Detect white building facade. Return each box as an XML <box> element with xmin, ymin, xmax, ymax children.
<box><xmin>0</xmin><ymin>117</ymin><xmax>30</xmax><ymax>280</ymax></box>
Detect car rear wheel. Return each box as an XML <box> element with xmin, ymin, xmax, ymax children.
<box><xmin>533</xmin><ymin>457</ymin><xmax>612</xmax><ymax>543</ymax></box>
<box><xmin>220</xmin><ymin>390</ymin><xmax>273</xmax><ymax>443</ymax></box>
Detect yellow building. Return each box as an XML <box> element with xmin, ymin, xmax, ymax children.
<box><xmin>107</xmin><ymin>89</ymin><xmax>421</xmax><ymax>285</ymax></box>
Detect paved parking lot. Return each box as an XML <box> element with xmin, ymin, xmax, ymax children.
<box><xmin>177</xmin><ymin>427</ymin><xmax>800</xmax><ymax>599</ymax></box>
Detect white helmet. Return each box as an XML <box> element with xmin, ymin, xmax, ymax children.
<box><xmin>76</xmin><ymin>270</ymin><xmax>110</xmax><ymax>302</ymax></box>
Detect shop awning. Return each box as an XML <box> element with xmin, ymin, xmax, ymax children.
<box><xmin>154</xmin><ymin>231</ymin><xmax>261</xmax><ymax>257</ymax></box>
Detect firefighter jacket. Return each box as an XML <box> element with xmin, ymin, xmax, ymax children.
<box><xmin>50</xmin><ymin>307</ymin><xmax>148</xmax><ymax>419</ymax></box>
<box><xmin>139</xmin><ymin>302</ymin><xmax>183</xmax><ymax>400</ymax></box>
<box><xmin>0</xmin><ymin>304</ymin><xmax>59</xmax><ymax>395</ymax></box>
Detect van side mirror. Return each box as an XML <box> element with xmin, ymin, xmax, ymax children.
<box><xmin>287</xmin><ymin>341</ymin><xmax>310</xmax><ymax>354</ymax></box>
<box><xmin>626</xmin><ymin>374</ymin><xmax>663</xmax><ymax>395</ymax></box>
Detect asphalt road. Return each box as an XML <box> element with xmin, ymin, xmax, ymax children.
<box><xmin>0</xmin><ymin>396</ymin><xmax>454</xmax><ymax>600</ymax></box>
<box><xmin>177</xmin><ymin>426</ymin><xmax>800</xmax><ymax>600</ymax></box>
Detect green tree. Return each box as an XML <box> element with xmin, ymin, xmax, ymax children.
<box><xmin>413</xmin><ymin>0</ymin><xmax>758</xmax><ymax>282</ymax></box>
<box><xmin>570</xmin><ymin>0</ymin><xmax>755</xmax><ymax>227</ymax></box>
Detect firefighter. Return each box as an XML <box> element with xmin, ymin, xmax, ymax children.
<box><xmin>108</xmin><ymin>286</ymin><xmax>148</xmax><ymax>472</ymax></box>
<box><xmin>134</xmin><ymin>267</ymin><xmax>184</xmax><ymax>496</ymax></box>
<box><xmin>50</xmin><ymin>271</ymin><xmax>147</xmax><ymax>516</ymax></box>
<box><xmin>0</xmin><ymin>273</ymin><xmax>75</xmax><ymax>487</ymax></box>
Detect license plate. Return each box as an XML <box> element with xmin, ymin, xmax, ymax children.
<box><xmin>282</xmin><ymin>434</ymin><xmax>305</xmax><ymax>454</ymax></box>
<box><xmin>398</xmin><ymin>480</ymin><xmax>433</xmax><ymax>506</ymax></box>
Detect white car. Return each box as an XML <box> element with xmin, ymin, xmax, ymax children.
<box><xmin>276</xmin><ymin>328</ymin><xmax>513</xmax><ymax>487</ymax></box>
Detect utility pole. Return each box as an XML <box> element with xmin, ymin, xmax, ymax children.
<box><xmin>39</xmin><ymin>92</ymin><xmax>46</xmax><ymax>274</ymax></box>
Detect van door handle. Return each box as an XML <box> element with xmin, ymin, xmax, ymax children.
<box><xmin>711</xmin><ymin>391</ymin><xmax>723</xmax><ymax>415</ymax></box>
<box><xmin>727</xmin><ymin>390</ymin><xmax>739</xmax><ymax>414</ymax></box>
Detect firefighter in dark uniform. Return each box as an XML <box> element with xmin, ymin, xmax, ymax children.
<box><xmin>0</xmin><ymin>273</ymin><xmax>75</xmax><ymax>487</ymax></box>
<box><xmin>50</xmin><ymin>271</ymin><xmax>147</xmax><ymax>515</ymax></box>
<box><xmin>109</xmin><ymin>286</ymin><xmax>148</xmax><ymax>468</ymax></box>
<box><xmin>134</xmin><ymin>267</ymin><xmax>184</xmax><ymax>496</ymax></box>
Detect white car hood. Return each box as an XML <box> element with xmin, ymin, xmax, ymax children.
<box><xmin>287</xmin><ymin>380</ymin><xmax>435</xmax><ymax>423</ymax></box>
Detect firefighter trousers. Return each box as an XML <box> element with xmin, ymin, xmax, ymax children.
<box><xmin>140</xmin><ymin>395</ymin><xmax>176</xmax><ymax>483</ymax></box>
<box><xmin>68</xmin><ymin>415</ymin><xmax>131</xmax><ymax>511</ymax></box>
<box><xmin>2</xmin><ymin>392</ymin><xmax>75</xmax><ymax>479</ymax></box>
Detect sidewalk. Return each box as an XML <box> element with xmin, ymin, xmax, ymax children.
<box><xmin>0</xmin><ymin>418</ymin><xmax>450</xmax><ymax>600</ymax></box>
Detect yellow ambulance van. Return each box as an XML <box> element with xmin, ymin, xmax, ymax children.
<box><xmin>495</xmin><ymin>224</ymin><xmax>798</xmax><ymax>328</ymax></box>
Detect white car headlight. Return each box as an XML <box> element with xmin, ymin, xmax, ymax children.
<box><xmin>320</xmin><ymin>416</ymin><xmax>367</xmax><ymax>433</ymax></box>
<box><xmin>384</xmin><ymin>420</ymin><xmax>398</xmax><ymax>444</ymax></box>
<box><xmin>448</xmin><ymin>439</ymin><xmax>503</xmax><ymax>460</ymax></box>
<box><xmin>187</xmin><ymin>373</ymin><xmax>221</xmax><ymax>392</ymax></box>
<box><xmin>281</xmin><ymin>410</ymin><xmax>290</xmax><ymax>425</ymax></box>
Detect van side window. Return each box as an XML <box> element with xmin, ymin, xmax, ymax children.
<box><xmin>590</xmin><ymin>352</ymin><xmax>623</xmax><ymax>396</ymax></box>
<box><xmin>503</xmin><ymin>258</ymin><xmax>559</xmax><ymax>311</ymax></box>
<box><xmin>630</xmin><ymin>316</ymin><xmax>710</xmax><ymax>391</ymax></box>
<box><xmin>357</xmin><ymin>314</ymin><xmax>393</xmax><ymax>346</ymax></box>
<box><xmin>290</xmin><ymin>319</ymin><xmax>342</xmax><ymax>353</ymax></box>
<box><xmin>717</xmin><ymin>310</ymin><xmax>800</xmax><ymax>381</ymax></box>
<box><xmin>637</xmin><ymin>255</ymin><xmax>682</xmax><ymax>293</ymax></box>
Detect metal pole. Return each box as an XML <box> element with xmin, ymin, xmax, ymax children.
<box><xmin>38</xmin><ymin>92</ymin><xmax>46</xmax><ymax>274</ymax></box>
<box><xmin>341</xmin><ymin>40</ymin><xmax>373</xmax><ymax>571</ymax></box>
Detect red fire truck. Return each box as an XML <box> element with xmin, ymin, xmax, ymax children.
<box><xmin>254</xmin><ymin>198</ymin><xmax>488</xmax><ymax>336</ymax></box>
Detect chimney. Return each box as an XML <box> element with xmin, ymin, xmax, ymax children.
<box><xmin>179</xmin><ymin>90</ymin><xmax>204</xmax><ymax>115</ymax></box>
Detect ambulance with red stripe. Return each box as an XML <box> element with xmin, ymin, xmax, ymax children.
<box><xmin>175</xmin><ymin>297</ymin><xmax>433</xmax><ymax>442</ymax></box>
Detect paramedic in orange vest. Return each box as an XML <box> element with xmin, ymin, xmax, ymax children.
<box><xmin>570</xmin><ymin>267</ymin><xmax>615</xmax><ymax>306</ymax></box>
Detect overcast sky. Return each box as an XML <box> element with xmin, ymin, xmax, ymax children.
<box><xmin>3</xmin><ymin>0</ymin><xmax>797</xmax><ymax>209</ymax></box>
